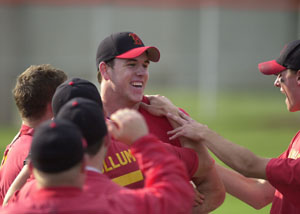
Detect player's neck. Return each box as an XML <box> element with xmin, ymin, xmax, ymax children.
<box><xmin>22</xmin><ymin>114</ymin><xmax>52</xmax><ymax>129</ymax></box>
<box><xmin>101</xmin><ymin>88</ymin><xmax>139</xmax><ymax>117</ymax></box>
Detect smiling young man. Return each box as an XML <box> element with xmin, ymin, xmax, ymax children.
<box><xmin>164</xmin><ymin>39</ymin><xmax>300</xmax><ymax>214</ymax></box>
<box><xmin>96</xmin><ymin>32</ymin><xmax>225</xmax><ymax>213</ymax></box>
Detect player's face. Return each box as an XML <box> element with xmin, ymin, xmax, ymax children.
<box><xmin>108</xmin><ymin>53</ymin><xmax>149</xmax><ymax>105</ymax></box>
<box><xmin>274</xmin><ymin>69</ymin><xmax>300</xmax><ymax>112</ymax></box>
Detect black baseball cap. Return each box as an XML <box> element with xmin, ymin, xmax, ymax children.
<box><xmin>259</xmin><ymin>40</ymin><xmax>300</xmax><ymax>75</ymax></box>
<box><xmin>56</xmin><ymin>97</ymin><xmax>107</xmax><ymax>147</ymax></box>
<box><xmin>96</xmin><ymin>32</ymin><xmax>160</xmax><ymax>69</ymax></box>
<box><xmin>30</xmin><ymin>119</ymin><xmax>85</xmax><ymax>173</ymax></box>
<box><xmin>52</xmin><ymin>78</ymin><xmax>102</xmax><ymax>116</ymax></box>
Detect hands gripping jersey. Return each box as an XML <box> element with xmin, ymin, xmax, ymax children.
<box><xmin>102</xmin><ymin>96</ymin><xmax>198</xmax><ymax>188</ymax></box>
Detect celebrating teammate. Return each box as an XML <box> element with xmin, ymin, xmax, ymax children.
<box><xmin>0</xmin><ymin>64</ymin><xmax>67</xmax><ymax>205</ymax></box>
<box><xmin>164</xmin><ymin>39</ymin><xmax>300</xmax><ymax>213</ymax></box>
<box><xmin>2</xmin><ymin>101</ymin><xmax>195</xmax><ymax>213</ymax></box>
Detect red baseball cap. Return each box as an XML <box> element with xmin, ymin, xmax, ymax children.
<box><xmin>258</xmin><ymin>40</ymin><xmax>300</xmax><ymax>75</ymax></box>
<box><xmin>96</xmin><ymin>32</ymin><xmax>160</xmax><ymax>69</ymax></box>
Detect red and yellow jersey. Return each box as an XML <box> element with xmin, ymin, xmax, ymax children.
<box><xmin>267</xmin><ymin>130</ymin><xmax>300</xmax><ymax>214</ymax></box>
<box><xmin>6</xmin><ymin>135</ymin><xmax>194</xmax><ymax>214</ymax></box>
<box><xmin>0</xmin><ymin>125</ymin><xmax>34</xmax><ymax>205</ymax></box>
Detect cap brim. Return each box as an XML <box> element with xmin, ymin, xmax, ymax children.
<box><xmin>258</xmin><ymin>60</ymin><xmax>286</xmax><ymax>75</ymax></box>
<box><xmin>116</xmin><ymin>46</ymin><xmax>160</xmax><ymax>62</ymax></box>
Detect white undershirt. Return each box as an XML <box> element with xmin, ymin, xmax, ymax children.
<box><xmin>85</xmin><ymin>166</ymin><xmax>102</xmax><ymax>174</ymax></box>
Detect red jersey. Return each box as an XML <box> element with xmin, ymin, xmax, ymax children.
<box><xmin>102</xmin><ymin>96</ymin><xmax>199</xmax><ymax>188</ymax></box>
<box><xmin>267</xmin><ymin>131</ymin><xmax>300</xmax><ymax>214</ymax></box>
<box><xmin>104</xmin><ymin>137</ymin><xmax>198</xmax><ymax>188</ymax></box>
<box><xmin>0</xmin><ymin>124</ymin><xmax>34</xmax><ymax>205</ymax></box>
<box><xmin>6</xmin><ymin>134</ymin><xmax>194</xmax><ymax>214</ymax></box>
<box><xmin>139</xmin><ymin>96</ymin><xmax>182</xmax><ymax>147</ymax></box>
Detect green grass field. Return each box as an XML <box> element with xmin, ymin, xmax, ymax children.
<box><xmin>0</xmin><ymin>90</ymin><xmax>299</xmax><ymax>213</ymax></box>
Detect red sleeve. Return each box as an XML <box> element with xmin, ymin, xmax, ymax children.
<box><xmin>266</xmin><ymin>158</ymin><xmax>300</xmax><ymax>207</ymax></box>
<box><xmin>159</xmin><ymin>142</ymin><xmax>198</xmax><ymax>178</ymax></box>
<box><xmin>110</xmin><ymin>134</ymin><xmax>194</xmax><ymax>214</ymax></box>
<box><xmin>0</xmin><ymin>135</ymin><xmax>32</xmax><ymax>204</ymax></box>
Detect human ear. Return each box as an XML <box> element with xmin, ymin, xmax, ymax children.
<box><xmin>297</xmin><ymin>70</ymin><xmax>300</xmax><ymax>85</ymax></box>
<box><xmin>99</xmin><ymin>62</ymin><xmax>110</xmax><ymax>81</ymax></box>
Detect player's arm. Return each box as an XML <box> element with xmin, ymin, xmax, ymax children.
<box><xmin>216</xmin><ymin>164</ymin><xmax>274</xmax><ymax>209</ymax></box>
<box><xmin>140</xmin><ymin>95</ymin><xmax>225</xmax><ymax>213</ymax></box>
<box><xmin>107</xmin><ymin>109</ymin><xmax>194</xmax><ymax>214</ymax></box>
<box><xmin>167</xmin><ymin>111</ymin><xmax>270</xmax><ymax>179</ymax></box>
<box><xmin>2</xmin><ymin>164</ymin><xmax>30</xmax><ymax>207</ymax></box>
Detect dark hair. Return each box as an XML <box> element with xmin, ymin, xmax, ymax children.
<box><xmin>85</xmin><ymin>140</ymin><xmax>104</xmax><ymax>156</ymax></box>
<box><xmin>13</xmin><ymin>64</ymin><xmax>67</xmax><ymax>120</ymax></box>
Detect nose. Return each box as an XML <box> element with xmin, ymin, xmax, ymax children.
<box><xmin>274</xmin><ymin>76</ymin><xmax>280</xmax><ymax>88</ymax></box>
<box><xmin>136</xmin><ymin>67</ymin><xmax>148</xmax><ymax>76</ymax></box>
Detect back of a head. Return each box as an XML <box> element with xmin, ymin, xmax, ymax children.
<box><xmin>13</xmin><ymin>64</ymin><xmax>67</xmax><ymax>120</ymax></box>
<box><xmin>56</xmin><ymin>97</ymin><xmax>107</xmax><ymax>156</ymax></box>
<box><xmin>52</xmin><ymin>77</ymin><xmax>102</xmax><ymax>117</ymax></box>
<box><xmin>30</xmin><ymin>119</ymin><xmax>85</xmax><ymax>174</ymax></box>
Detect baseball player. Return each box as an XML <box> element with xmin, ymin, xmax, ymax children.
<box><xmin>165</xmin><ymin>40</ymin><xmax>300</xmax><ymax>213</ymax></box>
<box><xmin>4</xmin><ymin>78</ymin><xmax>204</xmax><ymax>207</ymax></box>
<box><xmin>0</xmin><ymin>64</ymin><xmax>67</xmax><ymax>205</ymax></box>
<box><xmin>2</xmin><ymin>104</ymin><xmax>194</xmax><ymax>213</ymax></box>
<box><xmin>96</xmin><ymin>31</ymin><xmax>225</xmax><ymax>212</ymax></box>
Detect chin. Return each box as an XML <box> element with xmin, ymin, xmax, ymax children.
<box><xmin>130</xmin><ymin>95</ymin><xmax>143</xmax><ymax>104</ymax></box>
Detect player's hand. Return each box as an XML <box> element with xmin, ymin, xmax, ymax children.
<box><xmin>107</xmin><ymin>109</ymin><xmax>148</xmax><ymax>145</ymax></box>
<box><xmin>140</xmin><ymin>95</ymin><xmax>179</xmax><ymax>117</ymax></box>
<box><xmin>194</xmin><ymin>187</ymin><xmax>205</xmax><ymax>206</ymax></box>
<box><xmin>167</xmin><ymin>111</ymin><xmax>213</xmax><ymax>142</ymax></box>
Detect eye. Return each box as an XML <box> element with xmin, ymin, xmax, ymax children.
<box><xmin>277</xmin><ymin>74</ymin><xmax>284</xmax><ymax>83</ymax></box>
<box><xmin>127</xmin><ymin>63</ymin><xmax>136</xmax><ymax>67</ymax></box>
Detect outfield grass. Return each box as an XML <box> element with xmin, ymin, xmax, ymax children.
<box><xmin>0</xmin><ymin>90</ymin><xmax>299</xmax><ymax>213</ymax></box>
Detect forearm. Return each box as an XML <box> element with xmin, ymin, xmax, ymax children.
<box><xmin>216</xmin><ymin>164</ymin><xmax>274</xmax><ymax>209</ymax></box>
<box><xmin>203</xmin><ymin>132</ymin><xmax>267</xmax><ymax>177</ymax></box>
<box><xmin>192</xmin><ymin>166</ymin><xmax>225</xmax><ymax>213</ymax></box>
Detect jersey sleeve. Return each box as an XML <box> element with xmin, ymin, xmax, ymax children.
<box><xmin>159</xmin><ymin>142</ymin><xmax>198</xmax><ymax>178</ymax></box>
<box><xmin>110</xmin><ymin>134</ymin><xmax>194</xmax><ymax>214</ymax></box>
<box><xmin>266</xmin><ymin>158</ymin><xmax>300</xmax><ymax>207</ymax></box>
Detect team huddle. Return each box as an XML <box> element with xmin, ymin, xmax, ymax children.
<box><xmin>0</xmin><ymin>32</ymin><xmax>299</xmax><ymax>214</ymax></box>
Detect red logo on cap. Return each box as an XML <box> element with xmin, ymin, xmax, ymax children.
<box><xmin>72</xmin><ymin>101</ymin><xmax>78</xmax><ymax>107</ymax></box>
<box><xmin>129</xmin><ymin>33</ymin><xmax>142</xmax><ymax>45</ymax></box>
<box><xmin>50</xmin><ymin>122</ymin><xmax>56</xmax><ymax>128</ymax></box>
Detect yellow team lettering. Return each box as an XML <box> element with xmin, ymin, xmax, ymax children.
<box><xmin>112</xmin><ymin>170</ymin><xmax>144</xmax><ymax>186</ymax></box>
<box><xmin>289</xmin><ymin>149</ymin><xmax>300</xmax><ymax>159</ymax></box>
<box><xmin>103</xmin><ymin>149</ymin><xmax>136</xmax><ymax>172</ymax></box>
<box><xmin>124</xmin><ymin>150</ymin><xmax>136</xmax><ymax>163</ymax></box>
<box><xmin>102</xmin><ymin>161</ymin><xmax>112</xmax><ymax>172</ymax></box>
<box><xmin>116</xmin><ymin>152</ymin><xmax>128</xmax><ymax>165</ymax></box>
<box><xmin>108</xmin><ymin>156</ymin><xmax>121</xmax><ymax>169</ymax></box>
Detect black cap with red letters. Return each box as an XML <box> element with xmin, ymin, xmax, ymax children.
<box><xmin>96</xmin><ymin>32</ymin><xmax>160</xmax><ymax>69</ymax></box>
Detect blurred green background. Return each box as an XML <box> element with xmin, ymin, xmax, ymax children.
<box><xmin>1</xmin><ymin>89</ymin><xmax>298</xmax><ymax>213</ymax></box>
